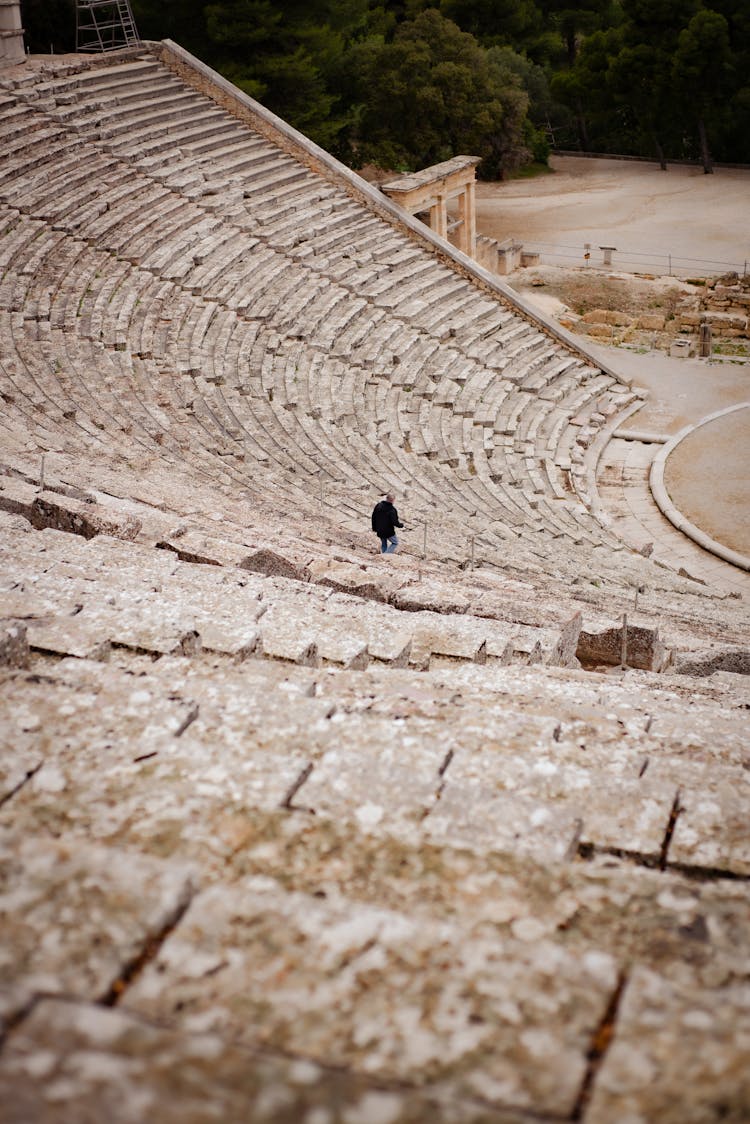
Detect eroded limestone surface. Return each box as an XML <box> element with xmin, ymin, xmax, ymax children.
<box><xmin>586</xmin><ymin>968</ymin><xmax>750</xmax><ymax>1124</ymax></box>
<box><xmin>126</xmin><ymin>877</ymin><xmax>616</xmax><ymax>1116</ymax></box>
<box><xmin>0</xmin><ymin>999</ymin><xmax>551</xmax><ymax>1124</ymax></box>
<box><xmin>0</xmin><ymin>835</ymin><xmax>194</xmax><ymax>999</ymax></box>
<box><xmin>0</xmin><ymin>41</ymin><xmax>749</xmax><ymax>1123</ymax></box>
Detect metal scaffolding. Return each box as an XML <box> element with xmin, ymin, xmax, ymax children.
<box><xmin>76</xmin><ymin>0</ymin><xmax>140</xmax><ymax>53</ymax></box>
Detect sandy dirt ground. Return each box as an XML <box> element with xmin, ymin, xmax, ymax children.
<box><xmin>475</xmin><ymin>156</ymin><xmax>750</xmax><ymax>274</ymax></box>
<box><xmin>664</xmin><ymin>407</ymin><xmax>750</xmax><ymax>556</ymax></box>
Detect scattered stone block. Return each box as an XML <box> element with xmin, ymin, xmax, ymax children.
<box><xmin>637</xmin><ymin>314</ymin><xmax>666</xmax><ymax>331</ymax></box>
<box><xmin>669</xmin><ymin>338</ymin><xmax>694</xmax><ymax>357</ymax></box>
<box><xmin>576</xmin><ymin>622</ymin><xmax>668</xmax><ymax>671</ymax></box>
<box><xmin>582</xmin><ymin>309</ymin><xmax>634</xmax><ymax>327</ymax></box>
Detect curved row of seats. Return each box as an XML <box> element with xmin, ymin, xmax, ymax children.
<box><xmin>0</xmin><ymin>50</ymin><xmax>638</xmax><ymax>578</ymax></box>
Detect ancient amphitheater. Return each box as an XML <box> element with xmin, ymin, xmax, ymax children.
<box><xmin>1</xmin><ymin>37</ymin><xmax>749</xmax><ymax>1124</ymax></box>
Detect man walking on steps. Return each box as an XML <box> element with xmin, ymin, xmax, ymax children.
<box><xmin>372</xmin><ymin>492</ymin><xmax>404</xmax><ymax>554</ymax></box>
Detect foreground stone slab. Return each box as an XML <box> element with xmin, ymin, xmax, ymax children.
<box><xmin>0</xmin><ymin>999</ymin><xmax>550</xmax><ymax>1124</ymax></box>
<box><xmin>1</xmin><ymin>660</ymin><xmax>339</xmax><ymax>868</ymax></box>
<box><xmin>655</xmin><ymin>758</ymin><xmax>750</xmax><ymax>876</ymax></box>
<box><xmin>127</xmin><ymin>876</ymin><xmax>618</xmax><ymax>1117</ymax></box>
<box><xmin>0</xmin><ymin>834</ymin><xmax>194</xmax><ymax>1000</ymax></box>
<box><xmin>221</xmin><ymin>812</ymin><xmax>750</xmax><ymax>989</ymax></box>
<box><xmin>586</xmin><ymin>967</ymin><xmax>750</xmax><ymax>1123</ymax></box>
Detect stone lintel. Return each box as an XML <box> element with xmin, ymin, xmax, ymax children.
<box><xmin>381</xmin><ymin>155</ymin><xmax>480</xmax><ymax>213</ymax></box>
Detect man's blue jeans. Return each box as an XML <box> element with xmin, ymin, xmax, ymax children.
<box><xmin>380</xmin><ymin>534</ymin><xmax>399</xmax><ymax>554</ymax></box>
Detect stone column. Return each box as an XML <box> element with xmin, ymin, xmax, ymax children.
<box><xmin>0</xmin><ymin>0</ymin><xmax>25</xmax><ymax>67</ymax></box>
<box><xmin>457</xmin><ymin>180</ymin><xmax>476</xmax><ymax>256</ymax></box>
<box><xmin>430</xmin><ymin>193</ymin><xmax>448</xmax><ymax>241</ymax></box>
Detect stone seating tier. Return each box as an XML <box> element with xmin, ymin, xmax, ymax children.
<box><xmin>1</xmin><ymin>47</ymin><xmax>749</xmax><ymax>1120</ymax></box>
<box><xmin>1</xmin><ymin>580</ymin><xmax>749</xmax><ymax>1120</ymax></box>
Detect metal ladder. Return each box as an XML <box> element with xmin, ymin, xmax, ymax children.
<box><xmin>76</xmin><ymin>0</ymin><xmax>141</xmax><ymax>52</ymax></box>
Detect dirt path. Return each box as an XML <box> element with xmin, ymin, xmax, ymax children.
<box><xmin>582</xmin><ymin>343</ymin><xmax>750</xmax><ymax>435</ymax></box>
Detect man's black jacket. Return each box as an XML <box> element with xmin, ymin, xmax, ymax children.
<box><xmin>371</xmin><ymin>500</ymin><xmax>403</xmax><ymax>538</ymax></box>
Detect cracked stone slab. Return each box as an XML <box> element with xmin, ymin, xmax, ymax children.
<box><xmin>0</xmin><ymin>999</ymin><xmax>553</xmax><ymax>1124</ymax></box>
<box><xmin>127</xmin><ymin>876</ymin><xmax>618</xmax><ymax>1117</ymax></box>
<box><xmin>220</xmin><ymin>808</ymin><xmax>750</xmax><ymax>989</ymax></box>
<box><xmin>650</xmin><ymin>758</ymin><xmax>750</xmax><ymax>875</ymax></box>
<box><xmin>289</xmin><ymin>716</ymin><xmax>448</xmax><ymax>830</ymax></box>
<box><xmin>0</xmin><ymin>834</ymin><xmax>194</xmax><ymax>1000</ymax></box>
<box><xmin>415</xmin><ymin>709</ymin><xmax>677</xmax><ymax>860</ymax></box>
<box><xmin>585</xmin><ymin>967</ymin><xmax>750</xmax><ymax>1123</ymax></box>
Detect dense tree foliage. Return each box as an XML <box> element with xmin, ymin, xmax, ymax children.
<box><xmin>20</xmin><ymin>0</ymin><xmax>750</xmax><ymax>173</ymax></box>
<box><xmin>554</xmin><ymin>0</ymin><xmax>750</xmax><ymax>167</ymax></box>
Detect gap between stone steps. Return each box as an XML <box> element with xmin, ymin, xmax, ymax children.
<box><xmin>98</xmin><ymin>890</ymin><xmax>195</xmax><ymax>1008</ymax></box>
<box><xmin>576</xmin><ymin>842</ymin><xmax>748</xmax><ymax>883</ymax></box>
<box><xmin>0</xmin><ymin>762</ymin><xmax>43</xmax><ymax>811</ymax></box>
<box><xmin>570</xmin><ymin>970</ymin><xmax>629</xmax><ymax>1122</ymax></box>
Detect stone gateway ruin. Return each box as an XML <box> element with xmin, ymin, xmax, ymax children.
<box><xmin>0</xmin><ymin>22</ymin><xmax>748</xmax><ymax>1124</ymax></box>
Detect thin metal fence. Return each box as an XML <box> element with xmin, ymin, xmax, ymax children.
<box><xmin>520</xmin><ymin>240</ymin><xmax>748</xmax><ymax>279</ymax></box>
